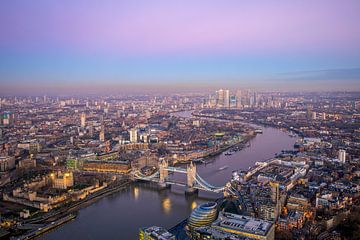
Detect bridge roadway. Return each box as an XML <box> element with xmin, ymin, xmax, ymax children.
<box><xmin>132</xmin><ymin>166</ymin><xmax>225</xmax><ymax>193</ymax></box>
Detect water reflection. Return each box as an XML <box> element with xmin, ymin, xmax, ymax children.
<box><xmin>40</xmin><ymin>112</ymin><xmax>295</xmax><ymax>240</ymax></box>
<box><xmin>162</xmin><ymin>197</ymin><xmax>171</xmax><ymax>214</ymax></box>
<box><xmin>133</xmin><ymin>186</ymin><xmax>139</xmax><ymax>200</ymax></box>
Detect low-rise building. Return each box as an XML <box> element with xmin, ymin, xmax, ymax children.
<box><xmin>0</xmin><ymin>156</ymin><xmax>15</xmax><ymax>172</ymax></box>
<box><xmin>211</xmin><ymin>212</ymin><xmax>275</xmax><ymax>240</ymax></box>
<box><xmin>139</xmin><ymin>226</ymin><xmax>175</xmax><ymax>240</ymax></box>
<box><xmin>50</xmin><ymin>171</ymin><xmax>74</xmax><ymax>190</ymax></box>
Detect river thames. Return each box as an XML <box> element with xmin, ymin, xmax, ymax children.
<box><xmin>41</xmin><ymin>111</ymin><xmax>296</xmax><ymax>240</ymax></box>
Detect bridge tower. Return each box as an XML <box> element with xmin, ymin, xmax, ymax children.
<box><xmin>159</xmin><ymin>158</ymin><xmax>169</xmax><ymax>188</ymax></box>
<box><xmin>186</xmin><ymin>161</ymin><xmax>198</xmax><ymax>195</ymax></box>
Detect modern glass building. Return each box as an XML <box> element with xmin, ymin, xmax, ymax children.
<box><xmin>188</xmin><ymin>202</ymin><xmax>218</xmax><ymax>229</ymax></box>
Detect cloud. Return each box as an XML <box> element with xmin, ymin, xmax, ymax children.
<box><xmin>278</xmin><ymin>68</ymin><xmax>360</xmax><ymax>81</ymax></box>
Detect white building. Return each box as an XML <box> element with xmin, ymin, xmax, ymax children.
<box><xmin>129</xmin><ymin>128</ymin><xmax>138</xmax><ymax>143</ymax></box>
<box><xmin>50</xmin><ymin>172</ymin><xmax>74</xmax><ymax>190</ymax></box>
<box><xmin>224</xmin><ymin>90</ymin><xmax>230</xmax><ymax>108</ymax></box>
<box><xmin>338</xmin><ymin>149</ymin><xmax>346</xmax><ymax>163</ymax></box>
<box><xmin>80</xmin><ymin>113</ymin><xmax>86</xmax><ymax>127</ymax></box>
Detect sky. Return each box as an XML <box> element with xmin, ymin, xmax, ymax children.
<box><xmin>0</xmin><ymin>0</ymin><xmax>360</xmax><ymax>94</ymax></box>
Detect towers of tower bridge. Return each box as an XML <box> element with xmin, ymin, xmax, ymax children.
<box><xmin>159</xmin><ymin>158</ymin><xmax>169</xmax><ymax>185</ymax></box>
<box><xmin>186</xmin><ymin>161</ymin><xmax>198</xmax><ymax>195</ymax></box>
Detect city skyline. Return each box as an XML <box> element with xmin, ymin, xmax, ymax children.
<box><xmin>1</xmin><ymin>2</ymin><xmax>359</xmax><ymax>239</ymax></box>
<box><xmin>1</xmin><ymin>0</ymin><xmax>360</xmax><ymax>94</ymax></box>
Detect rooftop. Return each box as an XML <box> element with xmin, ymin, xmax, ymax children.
<box><xmin>141</xmin><ymin>226</ymin><xmax>175</xmax><ymax>240</ymax></box>
<box><xmin>213</xmin><ymin>212</ymin><xmax>273</xmax><ymax>236</ymax></box>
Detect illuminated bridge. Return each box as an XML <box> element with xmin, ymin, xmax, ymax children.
<box><xmin>131</xmin><ymin>159</ymin><xmax>226</xmax><ymax>194</ymax></box>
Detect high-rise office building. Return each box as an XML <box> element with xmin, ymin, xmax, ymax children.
<box><xmin>338</xmin><ymin>149</ymin><xmax>346</xmax><ymax>163</ymax></box>
<box><xmin>216</xmin><ymin>89</ymin><xmax>230</xmax><ymax>108</ymax></box>
<box><xmin>80</xmin><ymin>113</ymin><xmax>86</xmax><ymax>127</ymax></box>
<box><xmin>311</xmin><ymin>112</ymin><xmax>317</xmax><ymax>120</ymax></box>
<box><xmin>321</xmin><ymin>112</ymin><xmax>326</xmax><ymax>120</ymax></box>
<box><xmin>230</xmin><ymin>95</ymin><xmax>237</xmax><ymax>108</ymax></box>
<box><xmin>89</xmin><ymin>125</ymin><xmax>94</xmax><ymax>138</ymax></box>
<box><xmin>224</xmin><ymin>90</ymin><xmax>230</xmax><ymax>108</ymax></box>
<box><xmin>243</xmin><ymin>90</ymin><xmax>251</xmax><ymax>107</ymax></box>
<box><xmin>99</xmin><ymin>126</ymin><xmax>105</xmax><ymax>142</ymax></box>
<box><xmin>236</xmin><ymin>90</ymin><xmax>242</xmax><ymax>109</ymax></box>
<box><xmin>270</xmin><ymin>181</ymin><xmax>280</xmax><ymax>221</ymax></box>
<box><xmin>252</xmin><ymin>92</ymin><xmax>257</xmax><ymax>107</ymax></box>
<box><xmin>216</xmin><ymin>89</ymin><xmax>225</xmax><ymax>108</ymax></box>
<box><xmin>129</xmin><ymin>128</ymin><xmax>138</xmax><ymax>143</ymax></box>
<box><xmin>208</xmin><ymin>94</ymin><xmax>216</xmax><ymax>108</ymax></box>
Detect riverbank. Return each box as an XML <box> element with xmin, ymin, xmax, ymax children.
<box><xmin>40</xmin><ymin>111</ymin><xmax>296</xmax><ymax>240</ymax></box>
<box><xmin>174</xmin><ymin>134</ymin><xmax>255</xmax><ymax>167</ymax></box>
<box><xmin>16</xmin><ymin>179</ymin><xmax>132</xmax><ymax>239</ymax></box>
<box><xmin>14</xmin><ymin>214</ymin><xmax>77</xmax><ymax>240</ymax></box>
<box><xmin>192</xmin><ymin>111</ymin><xmax>300</xmax><ymax>138</ymax></box>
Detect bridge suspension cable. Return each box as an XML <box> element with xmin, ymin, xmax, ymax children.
<box><xmin>194</xmin><ymin>173</ymin><xmax>225</xmax><ymax>193</ymax></box>
<box><xmin>132</xmin><ymin>166</ymin><xmax>226</xmax><ymax>193</ymax></box>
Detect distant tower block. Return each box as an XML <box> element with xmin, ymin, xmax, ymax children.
<box><xmin>311</xmin><ymin>112</ymin><xmax>317</xmax><ymax>120</ymax></box>
<box><xmin>270</xmin><ymin>181</ymin><xmax>279</xmax><ymax>203</ymax></box>
<box><xmin>338</xmin><ymin>149</ymin><xmax>346</xmax><ymax>163</ymax></box>
<box><xmin>224</xmin><ymin>89</ymin><xmax>230</xmax><ymax>108</ymax></box>
<box><xmin>99</xmin><ymin>126</ymin><xmax>105</xmax><ymax>142</ymax></box>
<box><xmin>80</xmin><ymin>113</ymin><xmax>86</xmax><ymax>127</ymax></box>
<box><xmin>270</xmin><ymin>181</ymin><xmax>280</xmax><ymax>220</ymax></box>
<box><xmin>129</xmin><ymin>128</ymin><xmax>138</xmax><ymax>143</ymax></box>
<box><xmin>236</xmin><ymin>90</ymin><xmax>242</xmax><ymax>109</ymax></box>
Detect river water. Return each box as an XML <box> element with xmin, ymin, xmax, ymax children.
<box><xmin>41</xmin><ymin>111</ymin><xmax>295</xmax><ymax>240</ymax></box>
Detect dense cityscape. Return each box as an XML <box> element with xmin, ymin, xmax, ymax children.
<box><xmin>1</xmin><ymin>1</ymin><xmax>360</xmax><ymax>239</ymax></box>
<box><xmin>0</xmin><ymin>90</ymin><xmax>359</xmax><ymax>239</ymax></box>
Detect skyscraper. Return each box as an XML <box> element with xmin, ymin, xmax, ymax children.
<box><xmin>236</xmin><ymin>90</ymin><xmax>242</xmax><ymax>109</ymax></box>
<box><xmin>99</xmin><ymin>126</ymin><xmax>105</xmax><ymax>142</ymax></box>
<box><xmin>311</xmin><ymin>112</ymin><xmax>317</xmax><ymax>120</ymax></box>
<box><xmin>216</xmin><ymin>89</ymin><xmax>230</xmax><ymax>108</ymax></box>
<box><xmin>270</xmin><ymin>181</ymin><xmax>280</xmax><ymax>221</ymax></box>
<box><xmin>129</xmin><ymin>128</ymin><xmax>138</xmax><ymax>143</ymax></box>
<box><xmin>230</xmin><ymin>95</ymin><xmax>237</xmax><ymax>108</ymax></box>
<box><xmin>80</xmin><ymin>113</ymin><xmax>86</xmax><ymax>127</ymax></box>
<box><xmin>216</xmin><ymin>89</ymin><xmax>225</xmax><ymax>108</ymax></box>
<box><xmin>252</xmin><ymin>92</ymin><xmax>257</xmax><ymax>107</ymax></box>
<box><xmin>224</xmin><ymin>89</ymin><xmax>230</xmax><ymax>108</ymax></box>
<box><xmin>338</xmin><ymin>149</ymin><xmax>346</xmax><ymax>163</ymax></box>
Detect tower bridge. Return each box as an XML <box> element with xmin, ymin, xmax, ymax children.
<box><xmin>132</xmin><ymin>159</ymin><xmax>226</xmax><ymax>194</ymax></box>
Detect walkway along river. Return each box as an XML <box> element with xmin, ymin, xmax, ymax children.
<box><xmin>41</xmin><ymin>111</ymin><xmax>296</xmax><ymax>240</ymax></box>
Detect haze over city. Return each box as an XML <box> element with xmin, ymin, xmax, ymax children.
<box><xmin>1</xmin><ymin>0</ymin><xmax>360</xmax><ymax>94</ymax></box>
<box><xmin>0</xmin><ymin>1</ymin><xmax>360</xmax><ymax>240</ymax></box>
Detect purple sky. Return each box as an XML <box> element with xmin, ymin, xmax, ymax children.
<box><xmin>0</xmin><ymin>0</ymin><xmax>359</xmax><ymax>94</ymax></box>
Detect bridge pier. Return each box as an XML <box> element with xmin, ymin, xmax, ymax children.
<box><xmin>185</xmin><ymin>186</ymin><xmax>198</xmax><ymax>195</ymax></box>
<box><xmin>158</xmin><ymin>182</ymin><xmax>171</xmax><ymax>190</ymax></box>
<box><xmin>185</xmin><ymin>162</ymin><xmax>198</xmax><ymax>195</ymax></box>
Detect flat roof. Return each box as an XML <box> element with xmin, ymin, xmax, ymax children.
<box><xmin>213</xmin><ymin>212</ymin><xmax>273</xmax><ymax>236</ymax></box>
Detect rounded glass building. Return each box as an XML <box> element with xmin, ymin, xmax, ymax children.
<box><xmin>188</xmin><ymin>202</ymin><xmax>218</xmax><ymax>229</ymax></box>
